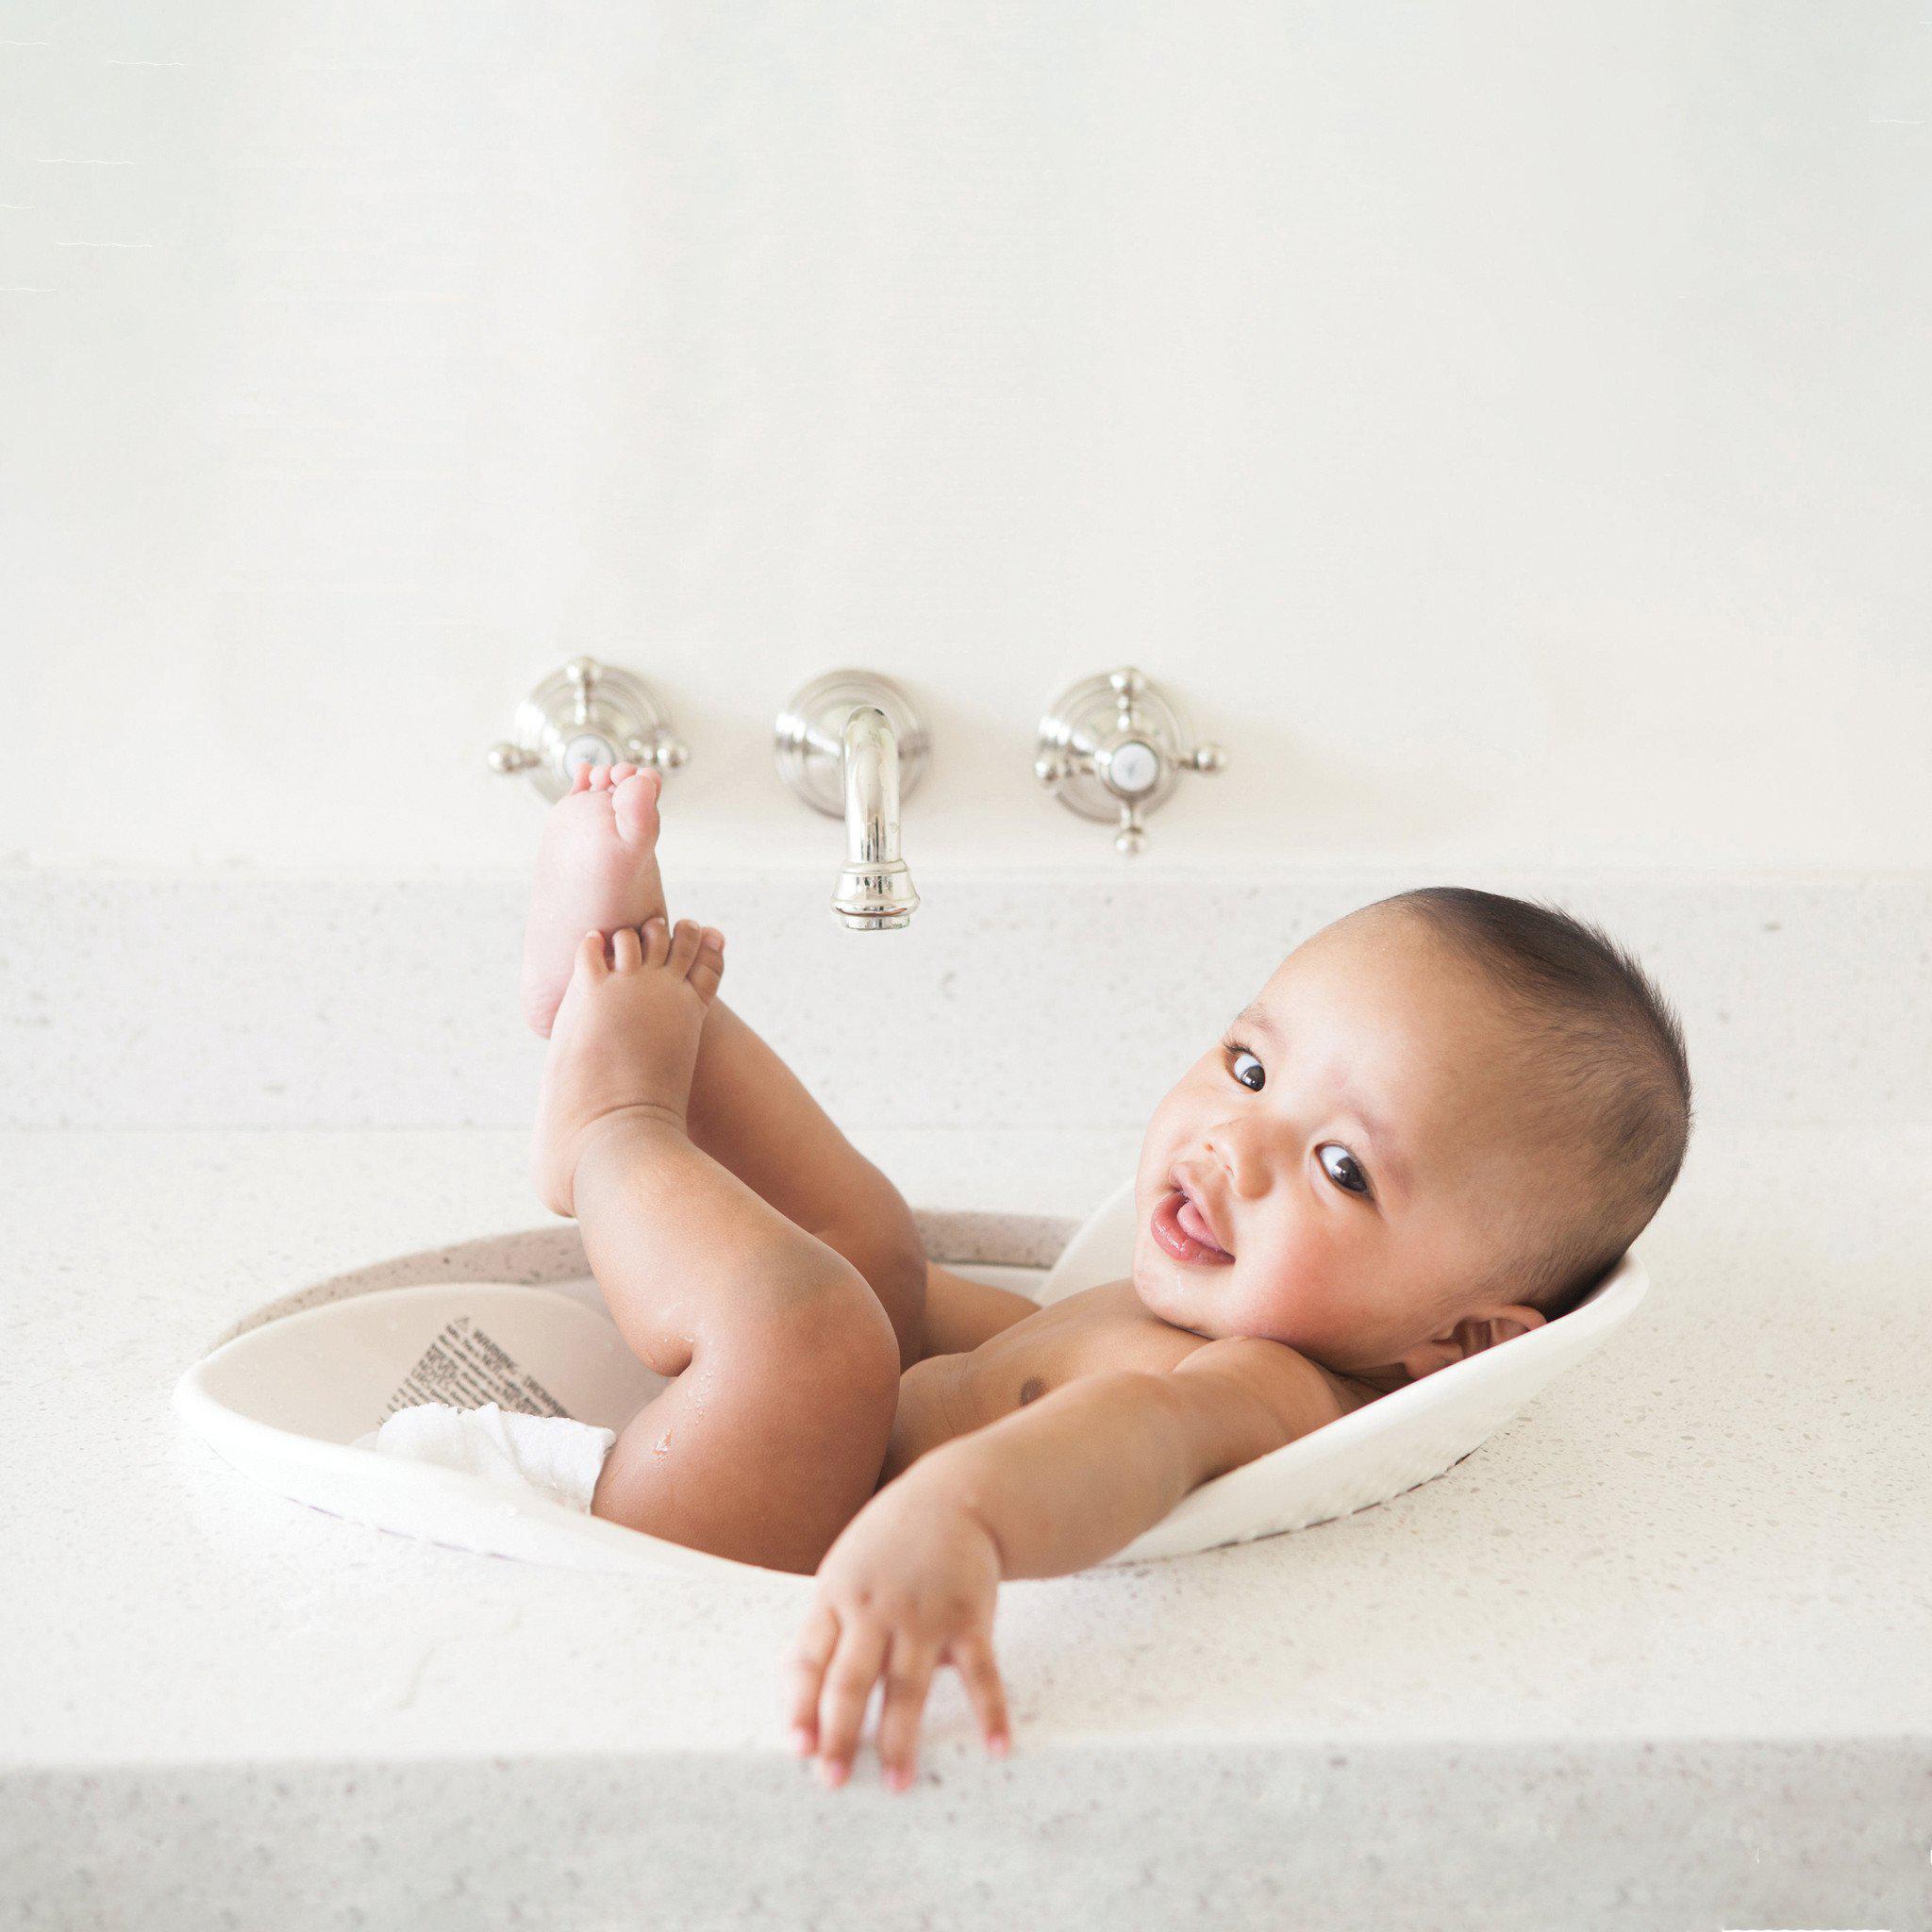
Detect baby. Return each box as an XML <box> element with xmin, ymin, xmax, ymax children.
<box><xmin>522</xmin><ymin>762</ymin><xmax>1693</xmax><ymax>1792</ymax></box>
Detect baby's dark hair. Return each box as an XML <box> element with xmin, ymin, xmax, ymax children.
<box><xmin>1365</xmin><ymin>886</ymin><xmax>1693</xmax><ymax>1323</ymax></box>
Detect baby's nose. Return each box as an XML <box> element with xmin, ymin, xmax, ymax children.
<box><xmin>1204</xmin><ymin>1124</ymin><xmax>1270</xmax><ymax>1197</ymax></box>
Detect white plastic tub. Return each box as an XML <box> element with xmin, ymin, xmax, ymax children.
<box><xmin>175</xmin><ymin>1182</ymin><xmax>1648</xmax><ymax>1578</ymax></box>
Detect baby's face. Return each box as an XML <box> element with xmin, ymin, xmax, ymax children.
<box><xmin>1131</xmin><ymin>909</ymin><xmax>1547</xmax><ymax>1379</ymax></box>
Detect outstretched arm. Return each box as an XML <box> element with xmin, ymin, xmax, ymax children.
<box><xmin>903</xmin><ymin>1346</ymin><xmax>1320</xmax><ymax>1574</ymax></box>
<box><xmin>786</xmin><ymin>1340</ymin><xmax>1346</xmax><ymax>1788</ymax></box>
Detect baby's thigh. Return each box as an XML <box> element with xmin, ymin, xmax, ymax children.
<box><xmin>592</xmin><ymin>1312</ymin><xmax>899</xmax><ymax>1574</ymax></box>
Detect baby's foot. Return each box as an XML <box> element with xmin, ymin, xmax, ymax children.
<box><xmin>520</xmin><ymin>762</ymin><xmax>670</xmax><ymax>1038</ymax></box>
<box><xmin>533</xmin><ymin>917</ymin><xmax>726</xmax><ymax>1217</ymax></box>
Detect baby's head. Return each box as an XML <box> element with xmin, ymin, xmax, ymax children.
<box><xmin>1133</xmin><ymin>888</ymin><xmax>1692</xmax><ymax>1389</ymax></box>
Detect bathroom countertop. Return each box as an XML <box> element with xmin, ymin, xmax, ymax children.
<box><xmin>4</xmin><ymin>1123</ymin><xmax>1929</xmax><ymax>1931</ymax></box>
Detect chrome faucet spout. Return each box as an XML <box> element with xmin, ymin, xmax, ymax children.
<box><xmin>833</xmin><ymin>705</ymin><xmax>919</xmax><ymax>930</ymax></box>
<box><xmin>774</xmin><ymin>670</ymin><xmax>927</xmax><ymax>928</ymax></box>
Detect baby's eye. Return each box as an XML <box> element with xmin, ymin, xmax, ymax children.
<box><xmin>1227</xmin><ymin>1049</ymin><xmax>1265</xmax><ymax>1092</ymax></box>
<box><xmin>1318</xmin><ymin>1144</ymin><xmax>1371</xmax><ymax>1196</ymax></box>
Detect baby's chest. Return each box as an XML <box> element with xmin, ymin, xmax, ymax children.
<box><xmin>953</xmin><ymin>1289</ymin><xmax>1207</xmax><ymax>1424</ymax></box>
<box><xmin>879</xmin><ymin>1287</ymin><xmax>1207</xmax><ymax>1489</ymax></box>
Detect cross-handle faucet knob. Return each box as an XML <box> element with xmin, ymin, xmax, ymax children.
<box><xmin>624</xmin><ymin>728</ymin><xmax>690</xmax><ymax>772</ymax></box>
<box><xmin>484</xmin><ymin>658</ymin><xmax>688</xmax><ymax>801</ymax></box>
<box><xmin>1035</xmin><ymin>666</ymin><xmax>1224</xmax><ymax>855</ymax></box>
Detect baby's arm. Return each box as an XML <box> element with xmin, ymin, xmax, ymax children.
<box><xmin>915</xmin><ymin>1262</ymin><xmax>1039</xmax><ymax>1357</ymax></box>
<box><xmin>787</xmin><ymin>1340</ymin><xmax>1344</xmax><ymax>1788</ymax></box>
<box><xmin>908</xmin><ymin>1338</ymin><xmax>1343</xmax><ymax>1573</ymax></box>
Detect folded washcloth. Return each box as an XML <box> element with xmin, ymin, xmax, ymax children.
<box><xmin>353</xmin><ymin>1400</ymin><xmax>615</xmax><ymax>1515</ymax></box>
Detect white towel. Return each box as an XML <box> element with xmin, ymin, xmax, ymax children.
<box><xmin>353</xmin><ymin>1400</ymin><xmax>615</xmax><ymax>1515</ymax></box>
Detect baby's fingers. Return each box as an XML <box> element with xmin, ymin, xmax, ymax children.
<box><xmin>874</xmin><ymin>1633</ymin><xmax>942</xmax><ymax>1792</ymax></box>
<box><xmin>813</xmin><ymin>1621</ymin><xmax>890</xmax><ymax>1788</ymax></box>
<box><xmin>784</xmin><ymin>1601</ymin><xmax>841</xmax><ymax>1756</ymax></box>
<box><xmin>948</xmin><ymin>1631</ymin><xmax>1012</xmax><ymax>1757</ymax></box>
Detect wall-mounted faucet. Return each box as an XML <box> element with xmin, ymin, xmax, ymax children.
<box><xmin>774</xmin><ymin>671</ymin><xmax>929</xmax><ymax>930</ymax></box>
<box><xmin>488</xmin><ymin>658</ymin><xmax>1224</xmax><ymax>904</ymax></box>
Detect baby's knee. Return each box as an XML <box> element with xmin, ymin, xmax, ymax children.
<box><xmin>713</xmin><ymin>1273</ymin><xmax>901</xmax><ymax>1555</ymax></box>
<box><xmin>762</xmin><ymin>1263</ymin><xmax>904</xmax><ymax>1408</ymax></box>
<box><xmin>701</xmin><ymin>1253</ymin><xmax>899</xmax><ymax>1425</ymax></box>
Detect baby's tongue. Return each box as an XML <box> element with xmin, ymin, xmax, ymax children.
<box><xmin>1175</xmin><ymin>1196</ymin><xmax>1228</xmax><ymax>1254</ymax></box>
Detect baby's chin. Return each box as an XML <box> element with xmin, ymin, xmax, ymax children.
<box><xmin>1127</xmin><ymin>1233</ymin><xmax>1189</xmax><ymax>1324</ymax></box>
<box><xmin>1128</xmin><ymin>1234</ymin><xmax>1241</xmax><ymax>1341</ymax></box>
<box><xmin>1131</xmin><ymin>1236</ymin><xmax>1363</xmax><ymax>1365</ymax></box>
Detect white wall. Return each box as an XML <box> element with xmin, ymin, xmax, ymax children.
<box><xmin>4</xmin><ymin>1</ymin><xmax>1927</xmax><ymax>875</ymax></box>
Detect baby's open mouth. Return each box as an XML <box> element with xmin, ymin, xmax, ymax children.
<box><xmin>1151</xmin><ymin>1183</ymin><xmax>1235</xmax><ymax>1266</ymax></box>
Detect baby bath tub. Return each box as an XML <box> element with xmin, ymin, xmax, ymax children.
<box><xmin>174</xmin><ymin>1180</ymin><xmax>1649</xmax><ymax>1580</ymax></box>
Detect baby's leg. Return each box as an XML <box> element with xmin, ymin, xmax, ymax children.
<box><xmin>523</xmin><ymin>762</ymin><xmax>926</xmax><ymax>1365</ymax></box>
<box><xmin>536</xmin><ymin>914</ymin><xmax>900</xmax><ymax>1574</ymax></box>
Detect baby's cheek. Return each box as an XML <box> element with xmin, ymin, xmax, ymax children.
<box><xmin>1134</xmin><ymin>1090</ymin><xmax>1191</xmax><ymax>1188</ymax></box>
<box><xmin>1230</xmin><ymin>1223</ymin><xmax>1349</xmax><ymax>1343</ymax></box>
<box><xmin>1227</xmin><ymin>1254</ymin><xmax>1307</xmax><ymax>1342</ymax></box>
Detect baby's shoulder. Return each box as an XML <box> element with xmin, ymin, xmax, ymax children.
<box><xmin>1042</xmin><ymin>1284</ymin><xmax>1370</xmax><ymax>1435</ymax></box>
<box><xmin>1164</xmin><ymin>1331</ymin><xmax>1374</xmax><ymax>1446</ymax></box>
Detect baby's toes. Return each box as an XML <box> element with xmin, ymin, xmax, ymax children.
<box><xmin>587</xmin><ymin>763</ymin><xmax>613</xmax><ymax>791</ymax></box>
<box><xmin>610</xmin><ymin>767</ymin><xmax>662</xmax><ymax>846</ymax></box>
<box><xmin>608</xmin><ymin>925</ymin><xmax>643</xmax><ymax>973</ymax></box>
<box><xmin>688</xmin><ymin>927</ymin><xmax>725</xmax><ymax>1001</ymax></box>
<box><xmin>574</xmin><ymin>930</ymin><xmax>609</xmax><ymax>981</ymax></box>
<box><xmin>665</xmin><ymin>918</ymin><xmax>706</xmax><ymax>980</ymax></box>
<box><xmin>639</xmin><ymin>915</ymin><xmax>672</xmax><ymax>969</ymax></box>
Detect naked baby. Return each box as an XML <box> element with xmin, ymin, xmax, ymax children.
<box><xmin>521</xmin><ymin>763</ymin><xmax>1693</xmax><ymax>1793</ymax></box>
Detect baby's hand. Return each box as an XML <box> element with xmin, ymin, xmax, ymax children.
<box><xmin>784</xmin><ymin>1482</ymin><xmax>1010</xmax><ymax>1791</ymax></box>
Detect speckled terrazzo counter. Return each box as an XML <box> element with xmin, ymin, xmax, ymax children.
<box><xmin>2</xmin><ymin>1121</ymin><xmax>1929</xmax><ymax>1931</ymax></box>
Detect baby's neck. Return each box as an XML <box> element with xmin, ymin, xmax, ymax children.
<box><xmin>1323</xmin><ymin>1359</ymin><xmax>1411</xmax><ymax>1410</ymax></box>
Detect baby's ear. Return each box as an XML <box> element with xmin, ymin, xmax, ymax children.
<box><xmin>1398</xmin><ymin>1306</ymin><xmax>1546</xmax><ymax>1382</ymax></box>
<box><xmin>1464</xmin><ymin>1305</ymin><xmax>1547</xmax><ymax>1354</ymax></box>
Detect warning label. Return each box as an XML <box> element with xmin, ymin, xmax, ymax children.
<box><xmin>381</xmin><ymin>1314</ymin><xmax>569</xmax><ymax>1421</ymax></box>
